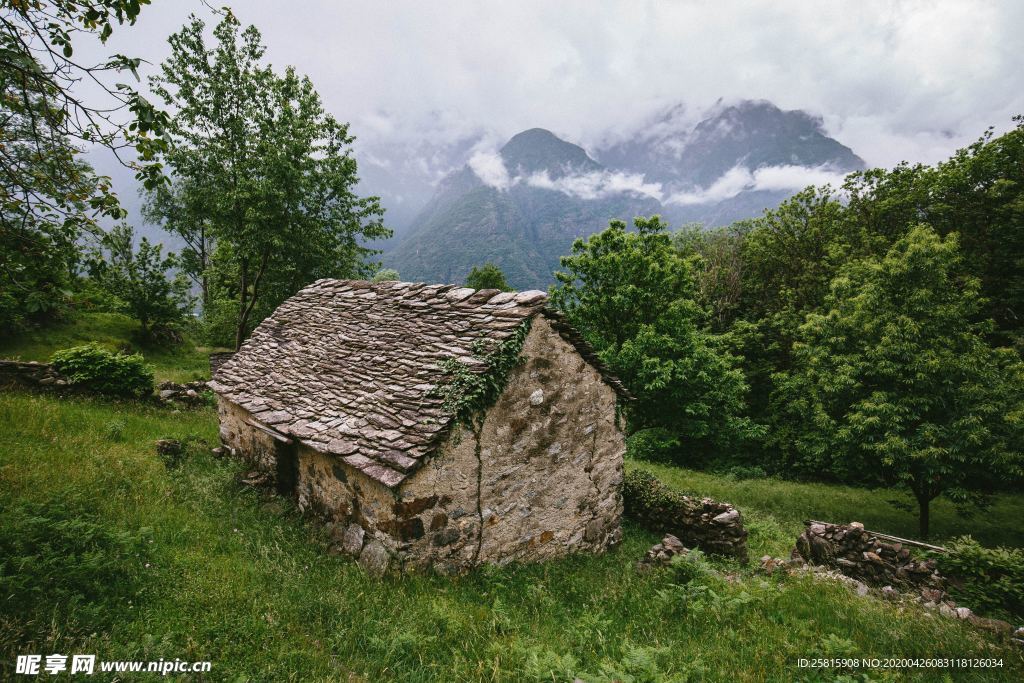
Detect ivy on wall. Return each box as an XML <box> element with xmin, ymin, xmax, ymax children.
<box><xmin>430</xmin><ymin>319</ymin><xmax>532</xmax><ymax>432</ymax></box>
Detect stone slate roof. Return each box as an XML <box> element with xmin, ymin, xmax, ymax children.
<box><xmin>209</xmin><ymin>279</ymin><xmax>630</xmax><ymax>488</ymax></box>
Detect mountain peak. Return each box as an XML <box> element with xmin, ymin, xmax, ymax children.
<box><xmin>500</xmin><ymin>128</ymin><xmax>601</xmax><ymax>177</ymax></box>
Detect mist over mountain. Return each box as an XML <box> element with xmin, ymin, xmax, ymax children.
<box><xmin>385</xmin><ymin>129</ymin><xmax>660</xmax><ymax>287</ymax></box>
<box><xmin>375</xmin><ymin>100</ymin><xmax>866</xmax><ymax>289</ymax></box>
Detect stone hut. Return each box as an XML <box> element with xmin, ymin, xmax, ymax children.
<box><xmin>209</xmin><ymin>279</ymin><xmax>631</xmax><ymax>574</ymax></box>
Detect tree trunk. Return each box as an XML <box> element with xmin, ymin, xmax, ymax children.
<box><xmin>234</xmin><ymin>250</ymin><xmax>270</xmax><ymax>351</ymax></box>
<box><xmin>200</xmin><ymin>224</ymin><xmax>209</xmax><ymax>311</ymax></box>
<box><xmin>235</xmin><ymin>257</ymin><xmax>249</xmax><ymax>351</ymax></box>
<box><xmin>916</xmin><ymin>493</ymin><xmax>931</xmax><ymax>540</ymax></box>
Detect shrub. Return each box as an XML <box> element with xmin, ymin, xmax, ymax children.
<box><xmin>626</xmin><ymin>428</ymin><xmax>680</xmax><ymax>463</ymax></box>
<box><xmin>940</xmin><ymin>536</ymin><xmax>1024</xmax><ymax>621</ymax></box>
<box><xmin>371</xmin><ymin>268</ymin><xmax>400</xmax><ymax>283</ymax></box>
<box><xmin>51</xmin><ymin>343</ymin><xmax>154</xmax><ymax>398</ymax></box>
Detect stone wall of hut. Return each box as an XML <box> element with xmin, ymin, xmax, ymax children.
<box><xmin>216</xmin><ymin>316</ymin><xmax>625</xmax><ymax>574</ymax></box>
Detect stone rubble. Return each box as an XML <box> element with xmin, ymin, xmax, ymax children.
<box><xmin>157</xmin><ymin>380</ymin><xmax>211</xmax><ymax>407</ymax></box>
<box><xmin>637</xmin><ymin>534</ymin><xmax>689</xmax><ymax>569</ymax></box>
<box><xmin>2</xmin><ymin>359</ymin><xmax>211</xmax><ymax>407</ymax></box>
<box><xmin>0</xmin><ymin>359</ymin><xmax>69</xmax><ymax>389</ymax></box>
<box><xmin>762</xmin><ymin>522</ymin><xmax>1024</xmax><ymax>642</ymax></box>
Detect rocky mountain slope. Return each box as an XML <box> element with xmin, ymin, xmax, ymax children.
<box><xmin>383</xmin><ymin>101</ymin><xmax>865</xmax><ymax>289</ymax></box>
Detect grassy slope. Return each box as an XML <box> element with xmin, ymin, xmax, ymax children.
<box><xmin>631</xmin><ymin>462</ymin><xmax>1024</xmax><ymax>561</ymax></box>
<box><xmin>1</xmin><ymin>317</ymin><xmax>1022</xmax><ymax>681</ymax></box>
<box><xmin>0</xmin><ymin>312</ymin><xmax>218</xmax><ymax>383</ymax></box>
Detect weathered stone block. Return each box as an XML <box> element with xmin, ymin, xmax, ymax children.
<box><xmin>358</xmin><ymin>539</ymin><xmax>390</xmax><ymax>576</ymax></box>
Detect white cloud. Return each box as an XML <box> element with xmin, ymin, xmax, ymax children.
<box><xmin>76</xmin><ymin>0</ymin><xmax>1024</xmax><ymax>219</ymax></box>
<box><xmin>468</xmin><ymin>150</ymin><xmax>514</xmax><ymax>190</ymax></box>
<box><xmin>667</xmin><ymin>164</ymin><xmax>851</xmax><ymax>205</ymax></box>
<box><xmin>525</xmin><ymin>169</ymin><xmax>663</xmax><ymax>201</ymax></box>
<box><xmin>668</xmin><ymin>167</ymin><xmax>757</xmax><ymax>206</ymax></box>
<box><xmin>751</xmin><ymin>165</ymin><xmax>852</xmax><ymax>193</ymax></box>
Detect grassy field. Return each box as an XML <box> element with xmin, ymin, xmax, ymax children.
<box><xmin>1</xmin><ymin>320</ymin><xmax>1022</xmax><ymax>681</ymax></box>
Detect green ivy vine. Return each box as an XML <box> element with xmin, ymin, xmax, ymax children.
<box><xmin>430</xmin><ymin>319</ymin><xmax>532</xmax><ymax>432</ymax></box>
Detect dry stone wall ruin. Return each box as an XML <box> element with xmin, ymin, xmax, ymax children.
<box><xmin>0</xmin><ymin>359</ymin><xmax>69</xmax><ymax>389</ymax></box>
<box><xmin>622</xmin><ymin>469</ymin><xmax>748</xmax><ymax>562</ymax></box>
<box><xmin>795</xmin><ymin>521</ymin><xmax>944</xmax><ymax>590</ymax></box>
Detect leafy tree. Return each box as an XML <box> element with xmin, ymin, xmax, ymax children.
<box><xmin>772</xmin><ymin>226</ymin><xmax>1024</xmax><ymax>538</ymax></box>
<box><xmin>88</xmin><ymin>224</ymin><xmax>193</xmax><ymax>338</ymax></box>
<box><xmin>465</xmin><ymin>262</ymin><xmax>512</xmax><ymax>291</ymax></box>
<box><xmin>552</xmin><ymin>216</ymin><xmax>758</xmax><ymax>458</ymax></box>
<box><xmin>149</xmin><ymin>12</ymin><xmax>388</xmax><ymax>349</ymax></box>
<box><xmin>717</xmin><ymin>188</ymin><xmax>853</xmax><ymax>419</ymax></box>
<box><xmin>371</xmin><ymin>268</ymin><xmax>400</xmax><ymax>282</ymax></box>
<box><xmin>841</xmin><ymin>118</ymin><xmax>1024</xmax><ymax>347</ymax></box>
<box><xmin>142</xmin><ymin>178</ymin><xmax>214</xmax><ymax>308</ymax></box>
<box><xmin>0</xmin><ymin>0</ymin><xmax>167</xmax><ymax>331</ymax></box>
<box><xmin>673</xmin><ymin>222</ymin><xmax>750</xmax><ymax>332</ymax></box>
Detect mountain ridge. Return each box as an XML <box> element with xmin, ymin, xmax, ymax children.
<box><xmin>383</xmin><ymin>100</ymin><xmax>866</xmax><ymax>289</ymax></box>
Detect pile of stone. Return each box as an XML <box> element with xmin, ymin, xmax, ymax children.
<box><xmin>328</xmin><ymin>522</ymin><xmax>392</xmax><ymax>576</ymax></box>
<box><xmin>794</xmin><ymin>521</ymin><xmax>943</xmax><ymax>590</ymax></box>
<box><xmin>0</xmin><ymin>359</ymin><xmax>69</xmax><ymax>390</ymax></box>
<box><xmin>623</xmin><ymin>470</ymin><xmax>748</xmax><ymax>562</ymax></box>
<box><xmin>637</xmin><ymin>534</ymin><xmax>689</xmax><ymax>569</ymax></box>
<box><xmin>157</xmin><ymin>380</ymin><xmax>211</xmax><ymax>407</ymax></box>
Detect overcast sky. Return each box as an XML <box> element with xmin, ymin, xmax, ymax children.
<box><xmin>82</xmin><ymin>0</ymin><xmax>1024</xmax><ymax>224</ymax></box>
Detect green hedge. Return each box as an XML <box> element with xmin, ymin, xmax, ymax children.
<box><xmin>51</xmin><ymin>343</ymin><xmax>154</xmax><ymax>398</ymax></box>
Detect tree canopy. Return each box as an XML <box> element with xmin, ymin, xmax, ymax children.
<box><xmin>146</xmin><ymin>11</ymin><xmax>389</xmax><ymax>348</ymax></box>
<box><xmin>771</xmin><ymin>226</ymin><xmax>1024</xmax><ymax>537</ymax></box>
<box><xmin>552</xmin><ymin>216</ymin><xmax>759</xmax><ymax>458</ymax></box>
<box><xmin>465</xmin><ymin>263</ymin><xmax>511</xmax><ymax>291</ymax></box>
<box><xmin>0</xmin><ymin>0</ymin><xmax>167</xmax><ymax>331</ymax></box>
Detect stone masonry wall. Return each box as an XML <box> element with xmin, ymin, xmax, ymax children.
<box><xmin>0</xmin><ymin>360</ymin><xmax>68</xmax><ymax>389</ymax></box>
<box><xmin>219</xmin><ymin>316</ymin><xmax>626</xmax><ymax>575</ymax></box>
<box><xmin>795</xmin><ymin>521</ymin><xmax>944</xmax><ymax>589</ymax></box>
<box><xmin>622</xmin><ymin>470</ymin><xmax>748</xmax><ymax>563</ymax></box>
<box><xmin>391</xmin><ymin>316</ymin><xmax>624</xmax><ymax>573</ymax></box>
<box><xmin>218</xmin><ymin>398</ymin><xmax>281</xmax><ymax>474</ymax></box>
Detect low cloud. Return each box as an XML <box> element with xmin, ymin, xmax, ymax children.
<box><xmin>468</xmin><ymin>149</ymin><xmax>514</xmax><ymax>190</ymax></box>
<box><xmin>667</xmin><ymin>164</ymin><xmax>851</xmax><ymax>205</ymax></box>
<box><xmin>524</xmin><ymin>169</ymin><xmax>663</xmax><ymax>201</ymax></box>
<box><xmin>468</xmin><ymin>149</ymin><xmax>664</xmax><ymax>201</ymax></box>
<box><xmin>468</xmin><ymin>151</ymin><xmax>851</xmax><ymax>205</ymax></box>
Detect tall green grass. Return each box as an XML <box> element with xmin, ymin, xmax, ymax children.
<box><xmin>1</xmin><ymin>392</ymin><xmax>1021</xmax><ymax>681</ymax></box>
